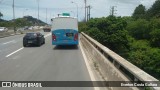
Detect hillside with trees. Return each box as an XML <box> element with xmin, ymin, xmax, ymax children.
<box><xmin>0</xmin><ymin>15</ymin><xmax>46</xmax><ymax>28</ymax></box>
<box><xmin>79</xmin><ymin>0</ymin><xmax>160</xmax><ymax>80</ymax></box>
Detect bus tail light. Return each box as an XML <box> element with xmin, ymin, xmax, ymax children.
<box><xmin>52</xmin><ymin>34</ymin><xmax>56</xmax><ymax>41</ymax></box>
<box><xmin>74</xmin><ymin>33</ymin><xmax>78</xmax><ymax>41</ymax></box>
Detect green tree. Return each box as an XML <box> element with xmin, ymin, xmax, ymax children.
<box><xmin>128</xmin><ymin>40</ymin><xmax>160</xmax><ymax>79</ymax></box>
<box><xmin>78</xmin><ymin>22</ymin><xmax>88</xmax><ymax>32</ymax></box>
<box><xmin>132</xmin><ymin>4</ymin><xmax>146</xmax><ymax>19</ymax></box>
<box><xmin>122</xmin><ymin>16</ymin><xmax>134</xmax><ymax>23</ymax></box>
<box><xmin>146</xmin><ymin>0</ymin><xmax>160</xmax><ymax>18</ymax></box>
<box><xmin>81</xmin><ymin>16</ymin><xmax>131</xmax><ymax>56</ymax></box>
<box><xmin>128</xmin><ymin>40</ymin><xmax>151</xmax><ymax>67</ymax></box>
<box><xmin>15</xmin><ymin>18</ymin><xmax>31</xmax><ymax>27</ymax></box>
<box><xmin>79</xmin><ymin>15</ymin><xmax>160</xmax><ymax>80</ymax></box>
<box><xmin>150</xmin><ymin>29</ymin><xmax>160</xmax><ymax>47</ymax></box>
<box><xmin>126</xmin><ymin>19</ymin><xmax>150</xmax><ymax>40</ymax></box>
<box><xmin>0</xmin><ymin>12</ymin><xmax>3</xmax><ymax>19</ymax></box>
<box><xmin>149</xmin><ymin>18</ymin><xmax>160</xmax><ymax>30</ymax></box>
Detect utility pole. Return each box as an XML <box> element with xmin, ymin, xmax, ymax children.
<box><xmin>87</xmin><ymin>6</ymin><xmax>88</xmax><ymax>21</ymax></box>
<box><xmin>86</xmin><ymin>5</ymin><xmax>91</xmax><ymax>21</ymax></box>
<box><xmin>12</xmin><ymin>0</ymin><xmax>16</xmax><ymax>33</ymax></box>
<box><xmin>89</xmin><ymin>6</ymin><xmax>91</xmax><ymax>20</ymax></box>
<box><xmin>84</xmin><ymin>0</ymin><xmax>86</xmax><ymax>22</ymax></box>
<box><xmin>36</xmin><ymin>0</ymin><xmax>40</xmax><ymax>26</ymax></box>
<box><xmin>37</xmin><ymin>0</ymin><xmax>39</xmax><ymax>20</ymax></box>
<box><xmin>46</xmin><ymin>8</ymin><xmax>47</xmax><ymax>24</ymax></box>
<box><xmin>110</xmin><ymin>6</ymin><xmax>117</xmax><ymax>16</ymax></box>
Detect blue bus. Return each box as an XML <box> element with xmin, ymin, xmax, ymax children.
<box><xmin>51</xmin><ymin>16</ymin><xmax>78</xmax><ymax>45</ymax></box>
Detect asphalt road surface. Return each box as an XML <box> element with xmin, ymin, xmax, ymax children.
<box><xmin>0</xmin><ymin>31</ymin><xmax>94</xmax><ymax>90</ymax></box>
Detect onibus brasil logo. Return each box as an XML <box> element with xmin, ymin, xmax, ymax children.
<box><xmin>2</xmin><ymin>82</ymin><xmax>42</xmax><ymax>87</ymax></box>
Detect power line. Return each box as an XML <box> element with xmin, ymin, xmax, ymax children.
<box><xmin>0</xmin><ymin>3</ymin><xmax>83</xmax><ymax>10</ymax></box>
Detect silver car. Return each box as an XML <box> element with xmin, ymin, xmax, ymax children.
<box><xmin>0</xmin><ymin>27</ymin><xmax>8</xmax><ymax>32</ymax></box>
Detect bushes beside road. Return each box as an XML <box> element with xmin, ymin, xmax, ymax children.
<box><xmin>79</xmin><ymin>0</ymin><xmax>160</xmax><ymax>80</ymax></box>
<box><xmin>79</xmin><ymin>16</ymin><xmax>160</xmax><ymax>80</ymax></box>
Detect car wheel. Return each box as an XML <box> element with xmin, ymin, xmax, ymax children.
<box><xmin>23</xmin><ymin>43</ymin><xmax>27</xmax><ymax>47</ymax></box>
<box><xmin>37</xmin><ymin>41</ymin><xmax>41</xmax><ymax>46</ymax></box>
<box><xmin>43</xmin><ymin>39</ymin><xmax>45</xmax><ymax>44</ymax></box>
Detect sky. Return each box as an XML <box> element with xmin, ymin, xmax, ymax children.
<box><xmin>0</xmin><ymin>0</ymin><xmax>156</xmax><ymax>23</ymax></box>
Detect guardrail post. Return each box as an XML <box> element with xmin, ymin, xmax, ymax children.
<box><xmin>117</xmin><ymin>64</ymin><xmax>121</xmax><ymax>69</ymax></box>
<box><xmin>134</xmin><ymin>77</ymin><xmax>138</xmax><ymax>81</ymax></box>
<box><xmin>113</xmin><ymin>60</ymin><xmax>115</xmax><ymax>65</ymax></box>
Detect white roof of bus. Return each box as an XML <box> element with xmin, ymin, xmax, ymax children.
<box><xmin>52</xmin><ymin>16</ymin><xmax>77</xmax><ymax>19</ymax></box>
<box><xmin>51</xmin><ymin>17</ymin><xmax>78</xmax><ymax>30</ymax></box>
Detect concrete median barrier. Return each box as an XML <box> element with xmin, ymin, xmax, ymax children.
<box><xmin>0</xmin><ymin>29</ymin><xmax>41</xmax><ymax>38</ymax></box>
<box><xmin>80</xmin><ymin>32</ymin><xmax>159</xmax><ymax>90</ymax></box>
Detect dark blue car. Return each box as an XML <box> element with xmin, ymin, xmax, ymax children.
<box><xmin>23</xmin><ymin>32</ymin><xmax>45</xmax><ymax>47</ymax></box>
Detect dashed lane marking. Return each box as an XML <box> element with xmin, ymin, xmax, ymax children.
<box><xmin>6</xmin><ymin>47</ymin><xmax>24</xmax><ymax>58</ymax></box>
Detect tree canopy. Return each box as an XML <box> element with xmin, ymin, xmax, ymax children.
<box><xmin>146</xmin><ymin>0</ymin><xmax>160</xmax><ymax>18</ymax></box>
<box><xmin>79</xmin><ymin>0</ymin><xmax>160</xmax><ymax>80</ymax></box>
<box><xmin>132</xmin><ymin>4</ymin><xmax>146</xmax><ymax>19</ymax></box>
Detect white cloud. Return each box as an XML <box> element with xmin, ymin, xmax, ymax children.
<box><xmin>140</xmin><ymin>0</ymin><xmax>156</xmax><ymax>9</ymax></box>
<box><xmin>0</xmin><ymin>0</ymin><xmax>157</xmax><ymax>22</ymax></box>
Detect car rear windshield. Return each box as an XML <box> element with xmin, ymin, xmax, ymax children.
<box><xmin>26</xmin><ymin>33</ymin><xmax>36</xmax><ymax>36</ymax></box>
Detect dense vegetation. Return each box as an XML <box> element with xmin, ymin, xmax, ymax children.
<box><xmin>79</xmin><ymin>0</ymin><xmax>160</xmax><ymax>80</ymax></box>
<box><xmin>0</xmin><ymin>16</ymin><xmax>46</xmax><ymax>28</ymax></box>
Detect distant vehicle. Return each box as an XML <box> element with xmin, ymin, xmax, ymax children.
<box><xmin>0</xmin><ymin>27</ymin><xmax>8</xmax><ymax>32</ymax></box>
<box><xmin>39</xmin><ymin>26</ymin><xmax>44</xmax><ymax>29</ymax></box>
<box><xmin>33</xmin><ymin>26</ymin><xmax>39</xmax><ymax>30</ymax></box>
<box><xmin>51</xmin><ymin>14</ymin><xmax>78</xmax><ymax>45</ymax></box>
<box><xmin>23</xmin><ymin>26</ymin><xmax>29</xmax><ymax>30</ymax></box>
<box><xmin>28</xmin><ymin>26</ymin><xmax>33</xmax><ymax>30</ymax></box>
<box><xmin>23</xmin><ymin>32</ymin><xmax>45</xmax><ymax>47</ymax></box>
<box><xmin>43</xmin><ymin>25</ymin><xmax>51</xmax><ymax>32</ymax></box>
<box><xmin>17</xmin><ymin>28</ymin><xmax>24</xmax><ymax>31</ymax></box>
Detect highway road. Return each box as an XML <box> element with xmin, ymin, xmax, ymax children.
<box><xmin>0</xmin><ymin>30</ymin><xmax>94</xmax><ymax>90</ymax></box>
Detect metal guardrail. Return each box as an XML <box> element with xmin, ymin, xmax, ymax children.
<box><xmin>81</xmin><ymin>32</ymin><xmax>159</xmax><ymax>90</ymax></box>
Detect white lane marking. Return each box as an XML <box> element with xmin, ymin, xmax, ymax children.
<box><xmin>44</xmin><ymin>33</ymin><xmax>51</xmax><ymax>38</ymax></box>
<box><xmin>3</xmin><ymin>40</ymin><xmax>16</xmax><ymax>45</ymax></box>
<box><xmin>6</xmin><ymin>47</ymin><xmax>24</xmax><ymax>57</ymax></box>
<box><xmin>79</xmin><ymin>41</ymin><xmax>99</xmax><ymax>90</ymax></box>
<box><xmin>5</xmin><ymin>33</ymin><xmax>50</xmax><ymax>58</ymax></box>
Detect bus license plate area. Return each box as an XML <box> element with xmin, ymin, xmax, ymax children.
<box><xmin>28</xmin><ymin>41</ymin><xmax>33</xmax><ymax>43</ymax></box>
<box><xmin>66</xmin><ymin>33</ymin><xmax>73</xmax><ymax>37</ymax></box>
